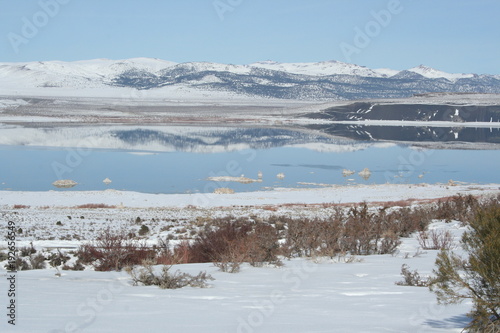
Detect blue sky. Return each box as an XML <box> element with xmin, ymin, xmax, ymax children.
<box><xmin>1</xmin><ymin>0</ymin><xmax>499</xmax><ymax>74</ymax></box>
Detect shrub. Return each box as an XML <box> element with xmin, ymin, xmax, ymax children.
<box><xmin>5</xmin><ymin>253</ymin><xmax>46</xmax><ymax>271</ymax></box>
<box><xmin>186</xmin><ymin>218</ymin><xmax>281</xmax><ymax>271</ymax></box>
<box><xmin>29</xmin><ymin>254</ymin><xmax>46</xmax><ymax>270</ymax></box>
<box><xmin>429</xmin><ymin>202</ymin><xmax>500</xmax><ymax>332</ymax></box>
<box><xmin>213</xmin><ymin>260</ymin><xmax>241</xmax><ymax>273</ymax></box>
<box><xmin>155</xmin><ymin>239</ymin><xmax>190</xmax><ymax>266</ymax></box>
<box><xmin>19</xmin><ymin>245</ymin><xmax>36</xmax><ymax>257</ymax></box>
<box><xmin>379</xmin><ymin>231</ymin><xmax>402</xmax><ymax>254</ymax></box>
<box><xmin>390</xmin><ymin>206</ymin><xmax>431</xmax><ymax>237</ymax></box>
<box><xmin>417</xmin><ymin>229</ymin><xmax>455</xmax><ymax>250</ymax></box>
<box><xmin>341</xmin><ymin>203</ymin><xmax>407</xmax><ymax>255</ymax></box>
<box><xmin>188</xmin><ymin>218</ymin><xmax>246</xmax><ymax>263</ymax></box>
<box><xmin>280</xmin><ymin>204</ymin><xmax>409</xmax><ymax>258</ymax></box>
<box><xmin>47</xmin><ymin>249</ymin><xmax>70</xmax><ymax>267</ymax></box>
<box><xmin>246</xmin><ymin>224</ymin><xmax>282</xmax><ymax>267</ymax></box>
<box><xmin>138</xmin><ymin>225</ymin><xmax>150</xmax><ymax>236</ymax></box>
<box><xmin>77</xmin><ymin>228</ymin><xmax>155</xmax><ymax>271</ymax></box>
<box><xmin>75</xmin><ymin>203</ymin><xmax>116</xmax><ymax>209</ymax></box>
<box><xmin>283</xmin><ymin>218</ymin><xmax>324</xmax><ymax>257</ymax></box>
<box><xmin>396</xmin><ymin>264</ymin><xmax>429</xmax><ymax>287</ymax></box>
<box><xmin>433</xmin><ymin>195</ymin><xmax>479</xmax><ymax>223</ymax></box>
<box><xmin>13</xmin><ymin>258</ymin><xmax>30</xmax><ymax>271</ymax></box>
<box><xmin>62</xmin><ymin>261</ymin><xmax>85</xmax><ymax>271</ymax></box>
<box><xmin>188</xmin><ymin>219</ymin><xmax>252</xmax><ymax>271</ymax></box>
<box><xmin>127</xmin><ymin>261</ymin><xmax>214</xmax><ymax>289</ymax></box>
<box><xmin>13</xmin><ymin>204</ymin><xmax>30</xmax><ymax>209</ymax></box>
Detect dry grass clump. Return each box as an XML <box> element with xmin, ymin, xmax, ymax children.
<box><xmin>395</xmin><ymin>264</ymin><xmax>429</xmax><ymax>287</ymax></box>
<box><xmin>12</xmin><ymin>204</ymin><xmax>30</xmax><ymax>209</ymax></box>
<box><xmin>75</xmin><ymin>203</ymin><xmax>117</xmax><ymax>209</ymax></box>
<box><xmin>127</xmin><ymin>260</ymin><xmax>213</xmax><ymax>289</ymax></box>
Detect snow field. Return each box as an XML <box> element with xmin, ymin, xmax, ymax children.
<box><xmin>1</xmin><ymin>184</ymin><xmax>498</xmax><ymax>332</ymax></box>
<box><xmin>1</xmin><ymin>183</ymin><xmax>499</xmax><ymax>210</ymax></box>
<box><xmin>1</xmin><ymin>222</ymin><xmax>471</xmax><ymax>333</ymax></box>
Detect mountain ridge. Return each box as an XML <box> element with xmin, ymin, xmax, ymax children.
<box><xmin>1</xmin><ymin>58</ymin><xmax>499</xmax><ymax>101</ymax></box>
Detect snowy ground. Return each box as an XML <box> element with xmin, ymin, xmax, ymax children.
<box><xmin>0</xmin><ymin>183</ymin><xmax>499</xmax><ymax>243</ymax></box>
<box><xmin>1</xmin><ymin>182</ymin><xmax>498</xmax><ymax>332</ymax></box>
<box><xmin>2</xmin><ymin>183</ymin><xmax>498</xmax><ymax>209</ymax></box>
<box><xmin>1</xmin><ymin>222</ymin><xmax>473</xmax><ymax>333</ymax></box>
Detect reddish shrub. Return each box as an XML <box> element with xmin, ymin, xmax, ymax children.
<box><xmin>155</xmin><ymin>240</ymin><xmax>191</xmax><ymax>265</ymax></box>
<box><xmin>13</xmin><ymin>204</ymin><xmax>30</xmax><ymax>209</ymax></box>
<box><xmin>77</xmin><ymin>228</ymin><xmax>155</xmax><ymax>271</ymax></box>
<box><xmin>432</xmin><ymin>195</ymin><xmax>479</xmax><ymax>222</ymax></box>
<box><xmin>184</xmin><ymin>218</ymin><xmax>280</xmax><ymax>269</ymax></box>
<box><xmin>188</xmin><ymin>218</ymin><xmax>253</xmax><ymax>263</ymax></box>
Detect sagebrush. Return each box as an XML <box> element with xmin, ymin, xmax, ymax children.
<box><xmin>429</xmin><ymin>201</ymin><xmax>500</xmax><ymax>332</ymax></box>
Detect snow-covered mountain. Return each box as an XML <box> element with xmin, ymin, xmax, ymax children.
<box><xmin>249</xmin><ymin>60</ymin><xmax>389</xmax><ymax>78</ymax></box>
<box><xmin>0</xmin><ymin>58</ymin><xmax>498</xmax><ymax>100</ymax></box>
<box><xmin>408</xmin><ymin>65</ymin><xmax>474</xmax><ymax>82</ymax></box>
<box><xmin>0</xmin><ymin>58</ymin><xmax>177</xmax><ymax>89</ymax></box>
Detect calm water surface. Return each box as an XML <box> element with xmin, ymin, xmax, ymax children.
<box><xmin>0</xmin><ymin>125</ymin><xmax>498</xmax><ymax>193</ymax></box>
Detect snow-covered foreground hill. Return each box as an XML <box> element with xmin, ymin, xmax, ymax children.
<box><xmin>1</xmin><ymin>183</ymin><xmax>498</xmax><ymax>332</ymax></box>
<box><xmin>3</xmin><ymin>222</ymin><xmax>470</xmax><ymax>333</ymax></box>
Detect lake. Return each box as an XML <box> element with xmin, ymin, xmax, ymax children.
<box><xmin>0</xmin><ymin>124</ymin><xmax>498</xmax><ymax>194</ymax></box>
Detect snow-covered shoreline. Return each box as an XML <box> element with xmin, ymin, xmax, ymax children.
<box><xmin>1</xmin><ymin>183</ymin><xmax>499</xmax><ymax>209</ymax></box>
<box><xmin>1</xmin><ymin>183</ymin><xmax>498</xmax><ymax>247</ymax></box>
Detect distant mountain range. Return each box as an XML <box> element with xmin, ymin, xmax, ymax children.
<box><xmin>1</xmin><ymin>58</ymin><xmax>500</xmax><ymax>100</ymax></box>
